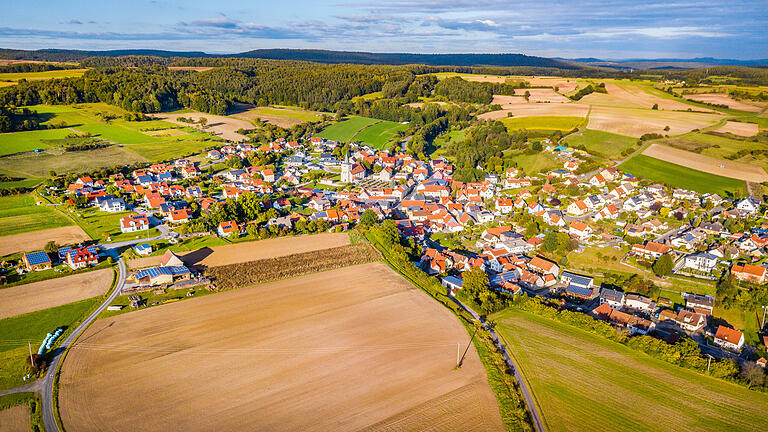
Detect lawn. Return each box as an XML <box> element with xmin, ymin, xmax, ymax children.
<box><xmin>494</xmin><ymin>308</ymin><xmax>768</xmax><ymax>432</ymax></box>
<box><xmin>0</xmin><ymin>194</ymin><xmax>73</xmax><ymax>237</ymax></box>
<box><xmin>505</xmin><ymin>150</ymin><xmax>561</xmax><ymax>175</ymax></box>
<box><xmin>564</xmin><ymin>129</ymin><xmax>638</xmax><ymax>158</ymax></box>
<box><xmin>620</xmin><ymin>154</ymin><xmax>745</xmax><ymax>195</ymax></box>
<box><xmin>0</xmin><ymin>128</ymin><xmax>73</xmax><ymax>156</ymax></box>
<box><xmin>352</xmin><ymin>120</ymin><xmax>408</xmax><ymax>149</ymax></box>
<box><xmin>0</xmin><ymin>297</ymin><xmax>100</xmax><ymax>390</ymax></box>
<box><xmin>75</xmin><ymin>210</ymin><xmax>160</xmax><ymax>242</ymax></box>
<box><xmin>501</xmin><ymin>116</ymin><xmax>584</xmax><ymax>131</ymax></box>
<box><xmin>656</xmin><ymin>132</ymin><xmax>768</xmax><ymax>169</ymax></box>
<box><xmin>317</xmin><ymin>116</ymin><xmax>381</xmax><ymax>143</ymax></box>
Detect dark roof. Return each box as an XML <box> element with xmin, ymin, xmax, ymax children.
<box><xmin>135</xmin><ymin>266</ymin><xmax>190</xmax><ymax>279</ymax></box>
<box><xmin>24</xmin><ymin>251</ymin><xmax>51</xmax><ymax>265</ymax></box>
<box><xmin>566</xmin><ymin>285</ymin><xmax>593</xmax><ymax>297</ymax></box>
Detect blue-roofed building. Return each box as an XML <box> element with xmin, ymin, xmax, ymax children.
<box><xmin>134</xmin><ymin>265</ymin><xmax>191</xmax><ymax>285</ymax></box>
<box><xmin>135</xmin><ymin>243</ymin><xmax>152</xmax><ymax>256</ymax></box>
<box><xmin>560</xmin><ymin>272</ymin><xmax>594</xmax><ymax>289</ymax></box>
<box><xmin>489</xmin><ymin>271</ymin><xmax>519</xmax><ymax>287</ymax></box>
<box><xmin>565</xmin><ymin>285</ymin><xmax>596</xmax><ymax>299</ymax></box>
<box><xmin>441</xmin><ymin>276</ymin><xmax>463</xmax><ymax>296</ymax></box>
<box><xmin>23</xmin><ymin>251</ymin><xmax>52</xmax><ymax>271</ymax></box>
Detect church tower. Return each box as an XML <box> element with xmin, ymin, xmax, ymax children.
<box><xmin>340</xmin><ymin>151</ymin><xmax>352</xmax><ymax>183</ymax></box>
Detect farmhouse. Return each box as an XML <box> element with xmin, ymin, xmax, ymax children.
<box><xmin>632</xmin><ymin>241</ymin><xmax>671</xmax><ymax>260</ymax></box>
<box><xmin>22</xmin><ymin>251</ymin><xmax>52</xmax><ymax>271</ymax></box>
<box><xmin>714</xmin><ymin>326</ymin><xmax>745</xmax><ymax>352</ymax></box>
<box><xmin>731</xmin><ymin>263</ymin><xmax>767</xmax><ymax>284</ymax></box>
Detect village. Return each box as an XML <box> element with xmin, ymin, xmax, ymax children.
<box><xmin>10</xmin><ymin>132</ymin><xmax>768</xmax><ymax>367</ymax></box>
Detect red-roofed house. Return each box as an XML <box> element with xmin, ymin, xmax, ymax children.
<box><xmin>714</xmin><ymin>326</ymin><xmax>745</xmax><ymax>351</ymax></box>
<box><xmin>217</xmin><ymin>220</ymin><xmax>241</xmax><ymax>237</ymax></box>
<box><xmin>167</xmin><ymin>209</ymin><xmax>191</xmax><ymax>224</ymax></box>
<box><xmin>120</xmin><ymin>214</ymin><xmax>149</xmax><ymax>233</ymax></box>
<box><xmin>731</xmin><ymin>263</ymin><xmax>767</xmax><ymax>284</ymax></box>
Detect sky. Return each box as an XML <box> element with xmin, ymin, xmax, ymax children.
<box><xmin>1</xmin><ymin>0</ymin><xmax>766</xmax><ymax>59</ymax></box>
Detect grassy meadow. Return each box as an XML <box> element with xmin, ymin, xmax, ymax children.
<box><xmin>318</xmin><ymin>116</ymin><xmax>406</xmax><ymax>148</ymax></box>
<box><xmin>0</xmin><ymin>297</ymin><xmax>100</xmax><ymax>391</ymax></box>
<box><xmin>564</xmin><ymin>129</ymin><xmax>638</xmax><ymax>158</ymax></box>
<box><xmin>621</xmin><ymin>154</ymin><xmax>745</xmax><ymax>195</ymax></box>
<box><xmin>0</xmin><ymin>69</ymin><xmax>87</xmax><ymax>83</ymax></box>
<box><xmin>494</xmin><ymin>308</ymin><xmax>768</xmax><ymax>432</ymax></box>
<box><xmin>0</xmin><ymin>194</ymin><xmax>73</xmax><ymax>237</ymax></box>
<box><xmin>75</xmin><ymin>210</ymin><xmax>160</xmax><ymax>242</ymax></box>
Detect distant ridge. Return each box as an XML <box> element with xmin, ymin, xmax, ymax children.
<box><xmin>0</xmin><ymin>48</ymin><xmax>576</xmax><ymax>68</ymax></box>
<box><xmin>558</xmin><ymin>57</ymin><xmax>768</xmax><ymax>69</ymax></box>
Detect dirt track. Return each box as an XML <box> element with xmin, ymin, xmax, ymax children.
<box><xmin>643</xmin><ymin>144</ymin><xmax>768</xmax><ymax>182</ymax></box>
<box><xmin>0</xmin><ymin>268</ymin><xmax>113</xmax><ymax>319</ymax></box>
<box><xmin>0</xmin><ymin>404</ymin><xmax>30</xmax><ymax>432</ymax></box>
<box><xmin>0</xmin><ymin>226</ymin><xmax>90</xmax><ymax>256</ymax></box>
<box><xmin>60</xmin><ymin>262</ymin><xmax>504</xmax><ymax>432</ymax></box>
<box><xmin>127</xmin><ymin>233</ymin><xmax>350</xmax><ymax>269</ymax></box>
<box><xmin>716</xmin><ymin>121</ymin><xmax>759</xmax><ymax>136</ymax></box>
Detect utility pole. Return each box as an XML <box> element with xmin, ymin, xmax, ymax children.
<box><xmin>28</xmin><ymin>341</ymin><xmax>34</xmax><ymax>366</ymax></box>
<box><xmin>456</xmin><ymin>342</ymin><xmax>460</xmax><ymax>367</ymax></box>
<box><xmin>761</xmin><ymin>305</ymin><xmax>767</xmax><ymax>330</ymax></box>
<box><xmin>706</xmin><ymin>354</ymin><xmax>713</xmax><ymax>373</ymax></box>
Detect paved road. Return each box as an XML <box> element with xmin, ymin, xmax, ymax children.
<box><xmin>450</xmin><ymin>296</ymin><xmax>547</xmax><ymax>432</ymax></box>
<box><xmin>39</xmin><ymin>253</ymin><xmax>129</xmax><ymax>432</ymax></box>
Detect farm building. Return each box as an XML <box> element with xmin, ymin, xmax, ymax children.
<box><xmin>22</xmin><ymin>251</ymin><xmax>52</xmax><ymax>271</ymax></box>
<box><xmin>160</xmin><ymin>250</ymin><xmax>184</xmax><ymax>267</ymax></box>
<box><xmin>134</xmin><ymin>266</ymin><xmax>191</xmax><ymax>285</ymax></box>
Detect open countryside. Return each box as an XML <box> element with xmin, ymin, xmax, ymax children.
<box><xmin>0</xmin><ymin>2</ymin><xmax>767</xmax><ymax>431</ymax></box>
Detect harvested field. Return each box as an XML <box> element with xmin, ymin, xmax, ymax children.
<box><xmin>0</xmin><ymin>268</ymin><xmax>112</xmax><ymax>319</ymax></box>
<box><xmin>715</xmin><ymin>121</ymin><xmax>760</xmax><ymax>136</ymax></box>
<box><xmin>643</xmin><ymin>144</ymin><xmax>768</xmax><ymax>182</ymax></box>
<box><xmin>0</xmin><ymin>226</ymin><xmax>90</xmax><ymax>256</ymax></box>
<box><xmin>0</xmin><ymin>404</ymin><xmax>29</xmax><ymax>432</ymax></box>
<box><xmin>608</xmin><ymin>82</ymin><xmax>704</xmax><ymax>111</ymax></box>
<box><xmin>60</xmin><ymin>262</ymin><xmax>503</xmax><ymax>432</ymax></box>
<box><xmin>491</xmin><ymin>95</ymin><xmax>525</xmax><ymax>105</ymax></box>
<box><xmin>206</xmin><ymin>243</ymin><xmax>379</xmax><ymax>290</ymax></box>
<box><xmin>153</xmin><ymin>112</ymin><xmax>251</xmax><ymax>141</ymax></box>
<box><xmin>683</xmin><ymin>93</ymin><xmax>765</xmax><ymax>112</ymax></box>
<box><xmin>513</xmin><ymin>88</ymin><xmax>570</xmax><ymax>103</ymax></box>
<box><xmin>230</xmin><ymin>104</ymin><xmax>326</xmax><ymax>128</ymax></box>
<box><xmin>167</xmin><ymin>66</ymin><xmax>214</xmax><ymax>72</ymax></box>
<box><xmin>478</xmin><ymin>104</ymin><xmax>590</xmax><ymax>121</ymax></box>
<box><xmin>587</xmin><ymin>106</ymin><xmax>720</xmax><ymax>137</ymax></box>
<box><xmin>127</xmin><ymin>233</ymin><xmax>350</xmax><ymax>269</ymax></box>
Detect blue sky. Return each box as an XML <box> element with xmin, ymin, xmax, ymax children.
<box><xmin>1</xmin><ymin>0</ymin><xmax>766</xmax><ymax>59</ymax></box>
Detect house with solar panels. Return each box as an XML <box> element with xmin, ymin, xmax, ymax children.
<box><xmin>22</xmin><ymin>251</ymin><xmax>52</xmax><ymax>271</ymax></box>
<box><xmin>134</xmin><ymin>266</ymin><xmax>191</xmax><ymax>286</ymax></box>
<box><xmin>62</xmin><ymin>246</ymin><xmax>100</xmax><ymax>270</ymax></box>
<box><xmin>561</xmin><ymin>272</ymin><xmax>597</xmax><ymax>299</ymax></box>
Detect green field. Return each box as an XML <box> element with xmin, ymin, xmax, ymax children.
<box><xmin>352</xmin><ymin>120</ymin><xmax>408</xmax><ymax>149</ymax></box>
<box><xmin>317</xmin><ymin>116</ymin><xmax>381</xmax><ymax>142</ymax></box>
<box><xmin>656</xmin><ymin>132</ymin><xmax>768</xmax><ymax>169</ymax></box>
<box><xmin>0</xmin><ymin>69</ymin><xmax>87</xmax><ymax>82</ymax></box>
<box><xmin>0</xmin><ymin>128</ymin><xmax>74</xmax><ymax>156</ymax></box>
<box><xmin>501</xmin><ymin>116</ymin><xmax>584</xmax><ymax>131</ymax></box>
<box><xmin>0</xmin><ymin>194</ymin><xmax>73</xmax><ymax>237</ymax></box>
<box><xmin>504</xmin><ymin>150</ymin><xmax>561</xmax><ymax>175</ymax></box>
<box><xmin>0</xmin><ymin>297</ymin><xmax>100</xmax><ymax>390</ymax></box>
<box><xmin>621</xmin><ymin>154</ymin><xmax>745</xmax><ymax>195</ymax></box>
<box><xmin>564</xmin><ymin>129</ymin><xmax>638</xmax><ymax>157</ymax></box>
<box><xmin>494</xmin><ymin>308</ymin><xmax>768</xmax><ymax>432</ymax></box>
<box><xmin>318</xmin><ymin>116</ymin><xmax>406</xmax><ymax>148</ymax></box>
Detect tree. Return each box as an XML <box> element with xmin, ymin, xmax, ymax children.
<box><xmin>198</xmin><ymin>117</ymin><xmax>208</xmax><ymax>128</ymax></box>
<box><xmin>360</xmin><ymin>209</ymin><xmax>378</xmax><ymax>227</ymax></box>
<box><xmin>652</xmin><ymin>103</ymin><xmax>659</xmax><ymax>110</ymax></box>
<box><xmin>543</xmin><ymin>230</ymin><xmax>558</xmax><ymax>253</ymax></box>
<box><xmin>44</xmin><ymin>241</ymin><xmax>58</xmax><ymax>254</ymax></box>
<box><xmin>740</xmin><ymin>362</ymin><xmax>766</xmax><ymax>387</ymax></box>
<box><xmin>652</xmin><ymin>254</ymin><xmax>674</xmax><ymax>277</ymax></box>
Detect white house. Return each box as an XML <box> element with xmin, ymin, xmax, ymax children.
<box><xmin>736</xmin><ymin>196</ymin><xmax>761</xmax><ymax>215</ymax></box>
<box><xmin>714</xmin><ymin>326</ymin><xmax>745</xmax><ymax>351</ymax></box>
<box><xmin>681</xmin><ymin>252</ymin><xmax>718</xmax><ymax>273</ymax></box>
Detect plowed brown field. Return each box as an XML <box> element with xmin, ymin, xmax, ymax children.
<box><xmin>127</xmin><ymin>233</ymin><xmax>350</xmax><ymax>269</ymax></box>
<box><xmin>0</xmin><ymin>226</ymin><xmax>90</xmax><ymax>256</ymax></box>
<box><xmin>0</xmin><ymin>404</ymin><xmax>29</xmax><ymax>432</ymax></box>
<box><xmin>60</xmin><ymin>262</ymin><xmax>503</xmax><ymax>432</ymax></box>
<box><xmin>0</xmin><ymin>268</ymin><xmax>113</xmax><ymax>319</ymax></box>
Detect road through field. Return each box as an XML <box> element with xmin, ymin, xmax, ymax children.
<box><xmin>59</xmin><ymin>262</ymin><xmax>504</xmax><ymax>432</ymax></box>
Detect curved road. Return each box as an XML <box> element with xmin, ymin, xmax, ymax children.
<box><xmin>40</xmin><ymin>253</ymin><xmax>128</xmax><ymax>432</ymax></box>
<box><xmin>451</xmin><ymin>296</ymin><xmax>547</xmax><ymax>432</ymax></box>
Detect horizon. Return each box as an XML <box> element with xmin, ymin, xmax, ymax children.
<box><xmin>2</xmin><ymin>0</ymin><xmax>767</xmax><ymax>60</ymax></box>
